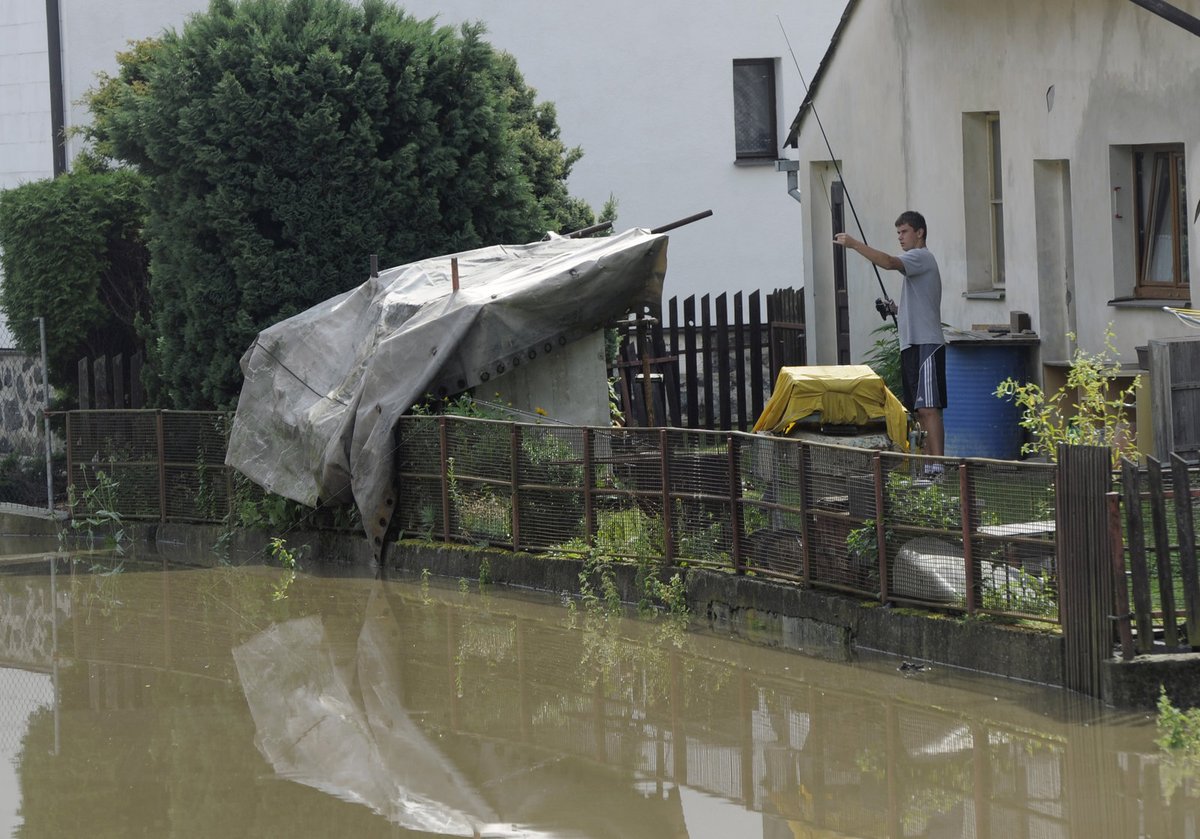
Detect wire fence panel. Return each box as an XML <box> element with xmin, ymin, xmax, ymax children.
<box><xmin>56</xmin><ymin>410</ymin><xmax>1063</xmax><ymax>625</ymax></box>
<box><xmin>969</xmin><ymin>460</ymin><xmax>1059</xmax><ymax>622</ymax></box>
<box><xmin>68</xmin><ymin>410</ymin><xmax>162</xmax><ymax>520</ymax></box>
<box><xmin>514</xmin><ymin>423</ymin><xmax>587</xmax><ymax>552</ymax></box>
<box><xmin>667</xmin><ymin>429</ymin><xmax>734</xmax><ymax>570</ymax></box>
<box><xmin>739</xmin><ymin>435</ymin><xmax>805</xmax><ymax>579</ymax></box>
<box><xmin>395</xmin><ymin>416</ymin><xmax>446</xmax><ymax>539</ymax></box>
<box><xmin>803</xmin><ymin>444</ymin><xmax>878</xmax><ymax>593</ymax></box>
<box><xmin>879</xmin><ymin>452</ymin><xmax>968</xmax><ymax>609</ymax></box>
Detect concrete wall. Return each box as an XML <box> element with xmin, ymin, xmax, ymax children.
<box><xmin>4</xmin><ymin>0</ymin><xmax>846</xmax><ymax>306</ymax></box>
<box><xmin>792</xmin><ymin>0</ymin><xmax>1200</xmax><ymax>369</ymax></box>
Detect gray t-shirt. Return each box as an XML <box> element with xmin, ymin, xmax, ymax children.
<box><xmin>897</xmin><ymin>247</ymin><xmax>943</xmax><ymax>349</ymax></box>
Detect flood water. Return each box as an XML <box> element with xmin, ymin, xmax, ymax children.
<box><xmin>1</xmin><ymin>538</ymin><xmax>1198</xmax><ymax>838</ymax></box>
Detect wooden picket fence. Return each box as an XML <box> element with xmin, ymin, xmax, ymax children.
<box><xmin>1113</xmin><ymin>454</ymin><xmax>1200</xmax><ymax>657</ymax></box>
<box><xmin>612</xmin><ymin>287</ymin><xmax>805</xmax><ymax>431</ymax></box>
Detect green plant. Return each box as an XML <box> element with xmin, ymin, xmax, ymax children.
<box><xmin>268</xmin><ymin>536</ymin><xmax>303</xmax><ymax>601</ymax></box>
<box><xmin>478</xmin><ymin>557</ymin><xmax>492</xmax><ymax>586</ymax></box>
<box><xmin>996</xmin><ymin>325</ymin><xmax>1140</xmax><ymax>464</ymax></box>
<box><xmin>980</xmin><ymin>567</ymin><xmax>1057</xmax><ymax>618</ymax></box>
<box><xmin>864</xmin><ymin>321</ymin><xmax>902</xmax><ymax>397</ymax></box>
<box><xmin>63</xmin><ymin>468</ymin><xmax>128</xmax><ymax>551</ymax></box>
<box><xmin>1156</xmin><ymin>687</ymin><xmax>1200</xmax><ymax>798</ymax></box>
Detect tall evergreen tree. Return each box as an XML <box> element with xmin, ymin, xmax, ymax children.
<box><xmin>94</xmin><ymin>0</ymin><xmax>594</xmax><ymax>408</ymax></box>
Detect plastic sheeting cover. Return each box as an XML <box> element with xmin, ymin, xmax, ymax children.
<box><xmin>225</xmin><ymin>229</ymin><xmax>668</xmax><ymax>550</ymax></box>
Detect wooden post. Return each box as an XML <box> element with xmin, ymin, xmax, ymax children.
<box><xmin>77</xmin><ymin>358</ymin><xmax>91</xmax><ymax>409</ymax></box>
<box><xmin>1110</xmin><ymin>492</ymin><xmax>1136</xmax><ymax>660</ymax></box>
<box><xmin>1170</xmin><ymin>453</ymin><xmax>1200</xmax><ymax>647</ymax></box>
<box><xmin>1147</xmin><ymin>457</ymin><xmax>1181</xmax><ymax>646</ymax></box>
<box><xmin>1120</xmin><ymin>458</ymin><xmax>1154</xmax><ymax>653</ymax></box>
<box><xmin>1057</xmin><ymin>444</ymin><xmax>1115</xmax><ymax>696</ymax></box>
<box><xmin>874</xmin><ymin>453</ymin><xmax>888</xmax><ymax>602</ymax></box>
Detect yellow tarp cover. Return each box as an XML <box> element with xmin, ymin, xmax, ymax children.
<box><xmin>752</xmin><ymin>364</ymin><xmax>909</xmax><ymax>450</ymax></box>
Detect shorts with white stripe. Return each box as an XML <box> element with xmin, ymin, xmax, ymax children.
<box><xmin>899</xmin><ymin>344</ymin><xmax>946</xmax><ymax>411</ymax></box>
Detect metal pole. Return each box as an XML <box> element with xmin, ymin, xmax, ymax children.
<box><xmin>37</xmin><ymin>317</ymin><xmax>53</xmax><ymax>514</ymax></box>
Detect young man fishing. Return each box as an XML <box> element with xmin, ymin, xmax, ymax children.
<box><xmin>833</xmin><ymin>211</ymin><xmax>945</xmax><ymax>468</ymax></box>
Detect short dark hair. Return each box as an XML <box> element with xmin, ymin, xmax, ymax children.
<box><xmin>894</xmin><ymin>210</ymin><xmax>927</xmax><ymax>239</ymax></box>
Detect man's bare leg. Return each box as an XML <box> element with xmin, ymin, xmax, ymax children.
<box><xmin>917</xmin><ymin>407</ymin><xmax>944</xmax><ymax>457</ymax></box>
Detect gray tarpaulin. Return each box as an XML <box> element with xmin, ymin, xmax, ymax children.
<box><xmin>225</xmin><ymin>228</ymin><xmax>668</xmax><ymax>554</ymax></box>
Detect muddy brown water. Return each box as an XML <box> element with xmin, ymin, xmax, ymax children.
<box><xmin>0</xmin><ymin>538</ymin><xmax>1197</xmax><ymax>838</ymax></box>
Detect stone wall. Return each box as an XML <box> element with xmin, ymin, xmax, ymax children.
<box><xmin>0</xmin><ymin>351</ymin><xmax>45</xmax><ymax>455</ymax></box>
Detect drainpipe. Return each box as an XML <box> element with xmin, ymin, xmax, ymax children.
<box><xmin>1127</xmin><ymin>0</ymin><xmax>1200</xmax><ymax>37</ymax></box>
<box><xmin>45</xmin><ymin>0</ymin><xmax>67</xmax><ymax>175</ymax></box>
<box><xmin>775</xmin><ymin>159</ymin><xmax>802</xmax><ymax>204</ymax></box>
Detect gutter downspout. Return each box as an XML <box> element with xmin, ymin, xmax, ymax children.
<box><xmin>775</xmin><ymin>159</ymin><xmax>802</xmax><ymax>204</ymax></box>
<box><xmin>1127</xmin><ymin>0</ymin><xmax>1200</xmax><ymax>37</ymax></box>
<box><xmin>45</xmin><ymin>0</ymin><xmax>66</xmax><ymax>175</ymax></box>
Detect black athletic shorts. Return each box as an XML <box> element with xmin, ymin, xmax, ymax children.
<box><xmin>899</xmin><ymin>344</ymin><xmax>947</xmax><ymax>411</ymax></box>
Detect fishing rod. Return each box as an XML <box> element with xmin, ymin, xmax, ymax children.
<box><xmin>776</xmin><ymin>16</ymin><xmax>896</xmax><ymax>324</ymax></box>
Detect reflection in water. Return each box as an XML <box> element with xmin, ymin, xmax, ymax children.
<box><xmin>0</xmin><ymin>546</ymin><xmax>1197</xmax><ymax>837</ymax></box>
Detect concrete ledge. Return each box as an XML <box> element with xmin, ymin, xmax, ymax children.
<box><xmin>1102</xmin><ymin>654</ymin><xmax>1200</xmax><ymax>709</ymax></box>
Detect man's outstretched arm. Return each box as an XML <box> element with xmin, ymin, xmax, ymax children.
<box><xmin>833</xmin><ymin>233</ymin><xmax>904</xmax><ymax>272</ymax></box>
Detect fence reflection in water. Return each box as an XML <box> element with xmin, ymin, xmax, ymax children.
<box><xmin>0</xmin><ymin>559</ymin><xmax>1190</xmax><ymax>837</ymax></box>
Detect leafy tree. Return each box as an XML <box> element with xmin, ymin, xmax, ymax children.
<box><xmin>0</xmin><ymin>168</ymin><xmax>150</xmax><ymax>401</ymax></box>
<box><xmin>88</xmin><ymin>0</ymin><xmax>598</xmax><ymax>409</ymax></box>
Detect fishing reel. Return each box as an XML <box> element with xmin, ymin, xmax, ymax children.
<box><xmin>874</xmin><ymin>297</ymin><xmax>896</xmax><ymax>320</ymax></box>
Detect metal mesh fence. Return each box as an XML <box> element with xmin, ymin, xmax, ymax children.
<box><xmin>62</xmin><ymin>410</ymin><xmax>1060</xmax><ymax>621</ymax></box>
<box><xmin>878</xmin><ymin>453</ymin><xmax>1058</xmax><ymax>622</ymax></box>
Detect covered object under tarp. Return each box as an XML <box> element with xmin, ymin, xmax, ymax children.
<box><xmin>752</xmin><ymin>364</ymin><xmax>910</xmax><ymax>450</ymax></box>
<box><xmin>226</xmin><ymin>228</ymin><xmax>668</xmax><ymax>554</ymax></box>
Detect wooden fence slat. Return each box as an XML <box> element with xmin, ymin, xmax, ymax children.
<box><xmin>1147</xmin><ymin>457</ymin><xmax>1181</xmax><ymax>647</ymax></box>
<box><xmin>1110</xmin><ymin>491</ymin><xmax>1136</xmax><ymax>661</ymax></box>
<box><xmin>701</xmin><ymin>294</ymin><xmax>714</xmax><ymax>430</ymax></box>
<box><xmin>716</xmin><ymin>293</ymin><xmax>731</xmax><ymax>431</ymax></box>
<box><xmin>78</xmin><ymin>358</ymin><xmax>91</xmax><ymax>409</ymax></box>
<box><xmin>1120</xmin><ymin>459</ymin><xmax>1154</xmax><ymax>653</ymax></box>
<box><xmin>734</xmin><ymin>293</ymin><xmax>747</xmax><ymax>431</ymax></box>
<box><xmin>665</xmin><ymin>298</ymin><xmax>683</xmax><ymax>427</ymax></box>
<box><xmin>1170</xmin><ymin>453</ymin><xmax>1200</xmax><ymax>648</ymax></box>
<box><xmin>683</xmin><ymin>296</ymin><xmax>699</xmax><ymax>428</ymax></box>
<box><xmin>749</xmin><ymin>291</ymin><xmax>764</xmax><ymax>423</ymax></box>
<box><xmin>93</xmin><ymin>356</ymin><xmax>110</xmax><ymax>409</ymax></box>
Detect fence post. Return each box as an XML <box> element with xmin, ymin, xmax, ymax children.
<box><xmin>1170</xmin><ymin>453</ymin><xmax>1200</xmax><ymax>647</ymax></box>
<box><xmin>583</xmin><ymin>428</ymin><xmax>595</xmax><ymax>548</ymax></box>
<box><xmin>510</xmin><ymin>423</ymin><xmax>521</xmax><ymax>552</ymax></box>
<box><xmin>1057</xmin><ymin>444</ymin><xmax>1115</xmax><ymax>697</ymax></box>
<box><xmin>960</xmin><ymin>462</ymin><xmax>977</xmax><ymax>615</ymax></box>
<box><xmin>873</xmin><ymin>453</ymin><xmax>888</xmax><ymax>602</ymax></box>
<box><xmin>156</xmin><ymin>411</ymin><xmax>167</xmax><ymax>523</ymax></box>
<box><xmin>439</xmin><ymin>417</ymin><xmax>451</xmax><ymax>542</ymax></box>
<box><xmin>65</xmin><ymin>412</ymin><xmax>74</xmax><ymax>520</ymax></box>
<box><xmin>660</xmin><ymin>429</ymin><xmax>674</xmax><ymax>565</ymax></box>
<box><xmin>1120</xmin><ymin>458</ymin><xmax>1154</xmax><ymax>653</ymax></box>
<box><xmin>728</xmin><ymin>433</ymin><xmax>743</xmax><ymax>574</ymax></box>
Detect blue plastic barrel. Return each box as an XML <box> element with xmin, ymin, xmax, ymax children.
<box><xmin>942</xmin><ymin>342</ymin><xmax>1026</xmax><ymax>460</ymax></box>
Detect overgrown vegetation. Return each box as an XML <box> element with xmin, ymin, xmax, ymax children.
<box><xmin>0</xmin><ymin>169</ymin><xmax>149</xmax><ymax>402</ymax></box>
<box><xmin>3</xmin><ymin>0</ymin><xmax>603</xmax><ymax>409</ymax></box>
<box><xmin>996</xmin><ymin>325</ymin><xmax>1140</xmax><ymax>465</ymax></box>
<box><xmin>1157</xmin><ymin>688</ymin><xmax>1200</xmax><ymax>798</ymax></box>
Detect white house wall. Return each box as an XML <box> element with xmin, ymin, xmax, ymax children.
<box><xmin>7</xmin><ymin>0</ymin><xmax>846</xmax><ymax>305</ymax></box>
<box><xmin>793</xmin><ymin>0</ymin><xmax>1200</xmax><ymax>368</ymax></box>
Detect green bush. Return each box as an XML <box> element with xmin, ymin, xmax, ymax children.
<box><xmin>0</xmin><ymin>169</ymin><xmax>150</xmax><ymax>401</ymax></box>
<box><xmin>83</xmin><ymin>0</ymin><xmax>599</xmax><ymax>409</ymax></box>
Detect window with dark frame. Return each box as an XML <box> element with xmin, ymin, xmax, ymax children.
<box><xmin>732</xmin><ymin>59</ymin><xmax>777</xmax><ymax>161</ymax></box>
<box><xmin>987</xmin><ymin>114</ymin><xmax>1005</xmax><ymax>287</ymax></box>
<box><xmin>1134</xmin><ymin>144</ymin><xmax>1189</xmax><ymax>298</ymax></box>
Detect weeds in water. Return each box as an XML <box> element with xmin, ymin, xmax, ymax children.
<box><xmin>62</xmin><ymin>468</ymin><xmax>127</xmax><ymax>552</ymax></box>
<box><xmin>268</xmin><ymin>537</ymin><xmax>302</xmax><ymax>601</ymax></box>
<box><xmin>1157</xmin><ymin>687</ymin><xmax>1200</xmax><ymax>798</ymax></box>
